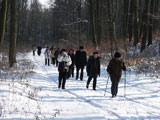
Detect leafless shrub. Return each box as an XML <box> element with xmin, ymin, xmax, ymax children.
<box><xmin>0</xmin><ymin>54</ymin><xmax>61</xmax><ymax>119</ymax></box>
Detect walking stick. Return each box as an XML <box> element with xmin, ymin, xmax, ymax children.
<box><xmin>104</xmin><ymin>76</ymin><xmax>110</xmax><ymax>96</ymax></box>
<box><xmin>124</xmin><ymin>71</ymin><xmax>127</xmax><ymax>97</ymax></box>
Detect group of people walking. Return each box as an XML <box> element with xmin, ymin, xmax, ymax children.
<box><xmin>32</xmin><ymin>45</ymin><xmax>126</xmax><ymax>98</ymax></box>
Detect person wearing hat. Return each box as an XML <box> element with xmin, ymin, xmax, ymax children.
<box><xmin>57</xmin><ymin>49</ymin><xmax>72</xmax><ymax>89</ymax></box>
<box><xmin>75</xmin><ymin>46</ymin><xmax>87</xmax><ymax>80</ymax></box>
<box><xmin>37</xmin><ymin>46</ymin><xmax>42</xmax><ymax>56</ymax></box>
<box><xmin>107</xmin><ymin>52</ymin><xmax>126</xmax><ymax>98</ymax></box>
<box><xmin>86</xmin><ymin>52</ymin><xmax>100</xmax><ymax>90</ymax></box>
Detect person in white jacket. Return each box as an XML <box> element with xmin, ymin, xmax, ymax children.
<box><xmin>57</xmin><ymin>49</ymin><xmax>72</xmax><ymax>89</ymax></box>
<box><xmin>32</xmin><ymin>44</ymin><xmax>36</xmax><ymax>56</ymax></box>
<box><xmin>44</xmin><ymin>47</ymin><xmax>51</xmax><ymax>66</ymax></box>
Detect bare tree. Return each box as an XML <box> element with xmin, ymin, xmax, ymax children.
<box><xmin>0</xmin><ymin>0</ymin><xmax>8</xmax><ymax>53</ymax></box>
<box><xmin>148</xmin><ymin>0</ymin><xmax>155</xmax><ymax>46</ymax></box>
<box><xmin>9</xmin><ymin>0</ymin><xmax>17</xmax><ymax>67</ymax></box>
<box><xmin>141</xmin><ymin>0</ymin><xmax>149</xmax><ymax>52</ymax></box>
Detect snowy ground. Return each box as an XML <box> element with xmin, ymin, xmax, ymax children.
<box><xmin>0</xmin><ymin>50</ymin><xmax>160</xmax><ymax>120</ymax></box>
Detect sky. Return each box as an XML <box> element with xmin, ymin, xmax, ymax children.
<box><xmin>39</xmin><ymin>0</ymin><xmax>51</xmax><ymax>6</ymax></box>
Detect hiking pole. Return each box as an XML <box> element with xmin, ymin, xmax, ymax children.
<box><xmin>124</xmin><ymin>71</ymin><xmax>127</xmax><ymax>97</ymax></box>
<box><xmin>104</xmin><ymin>76</ymin><xmax>110</xmax><ymax>96</ymax></box>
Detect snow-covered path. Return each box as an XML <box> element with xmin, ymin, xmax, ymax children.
<box><xmin>1</xmin><ymin>50</ymin><xmax>160</xmax><ymax>120</ymax></box>
<box><xmin>28</xmin><ymin>50</ymin><xmax>160</xmax><ymax>120</ymax></box>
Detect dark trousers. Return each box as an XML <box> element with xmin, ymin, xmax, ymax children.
<box><xmin>68</xmin><ymin>67</ymin><xmax>74</xmax><ymax>78</ymax></box>
<box><xmin>111</xmin><ymin>82</ymin><xmax>119</xmax><ymax>96</ymax></box>
<box><xmin>86</xmin><ymin>76</ymin><xmax>97</xmax><ymax>90</ymax></box>
<box><xmin>45</xmin><ymin>59</ymin><xmax>50</xmax><ymax>66</ymax></box>
<box><xmin>33</xmin><ymin>51</ymin><xmax>35</xmax><ymax>56</ymax></box>
<box><xmin>37</xmin><ymin>51</ymin><xmax>41</xmax><ymax>56</ymax></box>
<box><xmin>51</xmin><ymin>57</ymin><xmax>55</xmax><ymax>65</ymax></box>
<box><xmin>76</xmin><ymin>67</ymin><xmax>84</xmax><ymax>80</ymax></box>
<box><xmin>58</xmin><ymin>72</ymin><xmax>67</xmax><ymax>89</ymax></box>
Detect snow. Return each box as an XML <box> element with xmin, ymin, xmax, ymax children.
<box><xmin>0</xmin><ymin>49</ymin><xmax>160</xmax><ymax>120</ymax></box>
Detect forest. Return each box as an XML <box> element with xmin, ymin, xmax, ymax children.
<box><xmin>0</xmin><ymin>0</ymin><xmax>160</xmax><ymax>68</ymax></box>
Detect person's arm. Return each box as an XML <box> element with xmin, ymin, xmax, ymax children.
<box><xmin>57</xmin><ymin>55</ymin><xmax>63</xmax><ymax>62</ymax></box>
<box><xmin>107</xmin><ymin>60</ymin><xmax>112</xmax><ymax>75</ymax></box>
<box><xmin>84</xmin><ymin>52</ymin><xmax>87</xmax><ymax>66</ymax></box>
<box><xmin>75</xmin><ymin>51</ymin><xmax>78</xmax><ymax>66</ymax></box>
<box><xmin>44</xmin><ymin>50</ymin><xmax>46</xmax><ymax>55</ymax></box>
<box><xmin>67</xmin><ymin>55</ymin><xmax>72</xmax><ymax>66</ymax></box>
<box><xmin>98</xmin><ymin>58</ymin><xmax>101</xmax><ymax>77</ymax></box>
<box><xmin>86</xmin><ymin>57</ymin><xmax>91</xmax><ymax>76</ymax></box>
<box><xmin>72</xmin><ymin>55</ymin><xmax>75</xmax><ymax>66</ymax></box>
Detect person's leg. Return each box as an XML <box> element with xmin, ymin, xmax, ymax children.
<box><xmin>51</xmin><ymin>57</ymin><xmax>53</xmax><ymax>64</ymax></box>
<box><xmin>80</xmin><ymin>67</ymin><xmax>84</xmax><ymax>80</ymax></box>
<box><xmin>52</xmin><ymin>57</ymin><xmax>55</xmax><ymax>65</ymax></box>
<box><xmin>76</xmin><ymin>67</ymin><xmax>80</xmax><ymax>80</ymax></box>
<box><xmin>58</xmin><ymin>72</ymin><xmax>62</xmax><ymax>88</ymax></box>
<box><xmin>93</xmin><ymin>77</ymin><xmax>97</xmax><ymax>90</ymax></box>
<box><xmin>72</xmin><ymin>67</ymin><xmax>74</xmax><ymax>77</ymax></box>
<box><xmin>86</xmin><ymin>77</ymin><xmax>92</xmax><ymax>89</ymax></box>
<box><xmin>111</xmin><ymin>82</ymin><xmax>116</xmax><ymax>97</ymax></box>
<box><xmin>33</xmin><ymin>51</ymin><xmax>35</xmax><ymax>56</ymax></box>
<box><xmin>62</xmin><ymin>72</ymin><xmax>67</xmax><ymax>89</ymax></box>
<box><xmin>68</xmin><ymin>67</ymin><xmax>71</xmax><ymax>78</ymax></box>
<box><xmin>56</xmin><ymin>59</ymin><xmax>58</xmax><ymax>67</ymax></box>
<box><xmin>48</xmin><ymin>59</ymin><xmax>50</xmax><ymax>66</ymax></box>
<box><xmin>115</xmin><ymin>83</ymin><xmax>119</xmax><ymax>96</ymax></box>
<box><xmin>45</xmin><ymin>59</ymin><xmax>47</xmax><ymax>65</ymax></box>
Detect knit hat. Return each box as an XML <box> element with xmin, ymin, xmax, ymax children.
<box><xmin>60</xmin><ymin>49</ymin><xmax>66</xmax><ymax>54</ymax></box>
<box><xmin>93</xmin><ymin>51</ymin><xmax>98</xmax><ymax>55</ymax></box>
<box><xmin>114</xmin><ymin>52</ymin><xmax>121</xmax><ymax>58</ymax></box>
<box><xmin>79</xmin><ymin>46</ymin><xmax>84</xmax><ymax>49</ymax></box>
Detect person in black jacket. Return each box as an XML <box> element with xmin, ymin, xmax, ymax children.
<box><xmin>68</xmin><ymin>49</ymin><xmax>75</xmax><ymax>78</ymax></box>
<box><xmin>86</xmin><ymin>52</ymin><xmax>100</xmax><ymax>90</ymax></box>
<box><xmin>107</xmin><ymin>52</ymin><xmax>126</xmax><ymax>98</ymax></box>
<box><xmin>75</xmin><ymin>46</ymin><xmax>87</xmax><ymax>80</ymax></box>
<box><xmin>37</xmin><ymin>46</ymin><xmax>42</xmax><ymax>56</ymax></box>
<box><xmin>54</xmin><ymin>48</ymin><xmax>60</xmax><ymax>67</ymax></box>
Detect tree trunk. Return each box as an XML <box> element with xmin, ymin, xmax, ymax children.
<box><xmin>140</xmin><ymin>0</ymin><xmax>149</xmax><ymax>52</ymax></box>
<box><xmin>148</xmin><ymin>0</ymin><xmax>155</xmax><ymax>46</ymax></box>
<box><xmin>78</xmin><ymin>0</ymin><xmax>81</xmax><ymax>46</ymax></box>
<box><xmin>89</xmin><ymin>0</ymin><xmax>98</xmax><ymax>49</ymax></box>
<box><xmin>133</xmin><ymin>0</ymin><xmax>139</xmax><ymax>46</ymax></box>
<box><xmin>107</xmin><ymin>0</ymin><xmax>114</xmax><ymax>57</ymax></box>
<box><xmin>153</xmin><ymin>0</ymin><xmax>159</xmax><ymax>32</ymax></box>
<box><xmin>0</xmin><ymin>0</ymin><xmax>8</xmax><ymax>53</ymax></box>
<box><xmin>128</xmin><ymin>0</ymin><xmax>135</xmax><ymax>42</ymax></box>
<box><xmin>122</xmin><ymin>0</ymin><xmax>129</xmax><ymax>55</ymax></box>
<box><xmin>96</xmin><ymin>0</ymin><xmax>102</xmax><ymax>45</ymax></box>
<box><xmin>124</xmin><ymin>0</ymin><xmax>129</xmax><ymax>37</ymax></box>
<box><xmin>9</xmin><ymin>0</ymin><xmax>17</xmax><ymax>67</ymax></box>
